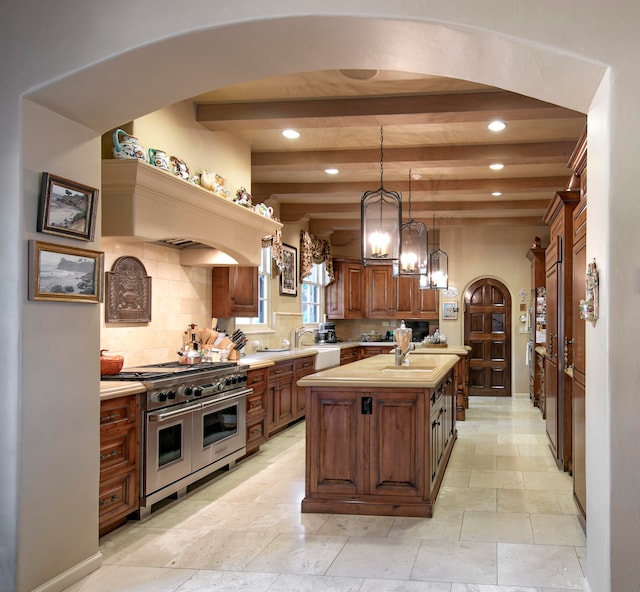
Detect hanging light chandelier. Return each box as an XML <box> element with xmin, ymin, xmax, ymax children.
<box><xmin>393</xmin><ymin>169</ymin><xmax>428</xmax><ymax>277</ymax></box>
<box><xmin>361</xmin><ymin>126</ymin><xmax>402</xmax><ymax>266</ymax></box>
<box><xmin>422</xmin><ymin>214</ymin><xmax>449</xmax><ymax>290</ymax></box>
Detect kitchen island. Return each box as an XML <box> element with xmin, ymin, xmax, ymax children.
<box><xmin>298</xmin><ymin>353</ymin><xmax>459</xmax><ymax>517</ymax></box>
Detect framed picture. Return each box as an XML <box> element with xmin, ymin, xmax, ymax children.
<box><xmin>279</xmin><ymin>243</ymin><xmax>298</xmax><ymax>296</ymax></box>
<box><xmin>28</xmin><ymin>240</ymin><xmax>104</xmax><ymax>303</ymax></box>
<box><xmin>442</xmin><ymin>301</ymin><xmax>459</xmax><ymax>320</ymax></box>
<box><xmin>37</xmin><ymin>172</ymin><xmax>99</xmax><ymax>241</ymax></box>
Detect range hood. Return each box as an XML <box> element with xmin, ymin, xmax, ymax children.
<box><xmin>101</xmin><ymin>159</ymin><xmax>281</xmax><ymax>266</ymax></box>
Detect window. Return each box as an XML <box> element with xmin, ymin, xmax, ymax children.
<box><xmin>236</xmin><ymin>247</ymin><xmax>271</xmax><ymax>326</ymax></box>
<box><xmin>301</xmin><ymin>262</ymin><xmax>326</xmax><ymax>324</ymax></box>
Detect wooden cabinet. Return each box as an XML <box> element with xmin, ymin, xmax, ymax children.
<box><xmin>267</xmin><ymin>360</ymin><xmax>295</xmax><ymax>436</ymax></box>
<box><xmin>212</xmin><ymin>266</ymin><xmax>258</xmax><ymax>317</ymax></box>
<box><xmin>543</xmin><ymin>189</ymin><xmax>580</xmax><ymax>471</ymax></box>
<box><xmin>294</xmin><ymin>354</ymin><xmax>315</xmax><ymax>419</ymax></box>
<box><xmin>99</xmin><ymin>395</ymin><xmax>140</xmax><ymax>536</ymax></box>
<box><xmin>326</xmin><ymin>259</ymin><xmax>365</xmax><ymax>319</ymax></box>
<box><xmin>246</xmin><ymin>367</ymin><xmax>268</xmax><ymax>453</ymax></box>
<box><xmin>569</xmin><ymin>127</ymin><xmax>587</xmax><ymax>527</ymax></box>
<box><xmin>340</xmin><ymin>346</ymin><xmax>360</xmax><ymax>365</ymax></box>
<box><xmin>365</xmin><ymin>265</ymin><xmax>439</xmax><ymax>320</ymax></box>
<box><xmin>302</xmin><ymin>370</ymin><xmax>456</xmax><ymax>517</ymax></box>
<box><xmin>527</xmin><ymin>246</ymin><xmax>546</xmax><ymax>408</ymax></box>
<box><xmin>359</xmin><ymin>345</ymin><xmax>393</xmax><ymax>358</ymax></box>
<box><xmin>327</xmin><ymin>260</ymin><xmax>438</xmax><ymax>320</ymax></box>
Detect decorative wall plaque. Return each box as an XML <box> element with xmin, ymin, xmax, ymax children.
<box><xmin>105</xmin><ymin>256</ymin><xmax>151</xmax><ymax>323</ymax></box>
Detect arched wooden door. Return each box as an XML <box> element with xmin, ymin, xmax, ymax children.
<box><xmin>464</xmin><ymin>278</ymin><xmax>512</xmax><ymax>397</ymax></box>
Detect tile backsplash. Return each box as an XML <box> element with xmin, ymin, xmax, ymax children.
<box><xmin>100</xmin><ymin>239</ymin><xmax>212</xmax><ymax>367</ymax></box>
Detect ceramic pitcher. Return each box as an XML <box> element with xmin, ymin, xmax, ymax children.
<box><xmin>148</xmin><ymin>148</ymin><xmax>170</xmax><ymax>171</ymax></box>
<box><xmin>112</xmin><ymin>128</ymin><xmax>148</xmax><ymax>161</ymax></box>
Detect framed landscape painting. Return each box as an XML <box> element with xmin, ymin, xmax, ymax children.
<box><xmin>28</xmin><ymin>240</ymin><xmax>104</xmax><ymax>303</ymax></box>
<box><xmin>37</xmin><ymin>172</ymin><xmax>99</xmax><ymax>241</ymax></box>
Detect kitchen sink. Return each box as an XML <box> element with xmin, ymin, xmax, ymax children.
<box><xmin>308</xmin><ymin>346</ymin><xmax>341</xmax><ymax>370</ymax></box>
<box><xmin>381</xmin><ymin>365</ymin><xmax>435</xmax><ymax>373</ymax></box>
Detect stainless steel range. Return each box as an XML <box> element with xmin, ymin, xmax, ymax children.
<box><xmin>102</xmin><ymin>361</ymin><xmax>250</xmax><ymax>515</ymax></box>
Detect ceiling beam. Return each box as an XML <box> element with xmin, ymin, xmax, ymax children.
<box><xmin>253</xmin><ymin>175</ymin><xmax>569</xmax><ymax>200</ymax></box>
<box><xmin>196</xmin><ymin>91</ymin><xmax>582</xmax><ymax>130</ymax></box>
<box><xmin>252</xmin><ymin>141</ymin><xmax>577</xmax><ymax>168</ymax></box>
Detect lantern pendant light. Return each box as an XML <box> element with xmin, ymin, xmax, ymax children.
<box><xmin>427</xmin><ymin>214</ymin><xmax>449</xmax><ymax>290</ymax></box>
<box><xmin>393</xmin><ymin>169</ymin><xmax>428</xmax><ymax>278</ymax></box>
<box><xmin>361</xmin><ymin>126</ymin><xmax>402</xmax><ymax>266</ymax></box>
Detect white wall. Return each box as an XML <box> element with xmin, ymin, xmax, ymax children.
<box><xmin>4</xmin><ymin>3</ymin><xmax>637</xmax><ymax>591</ymax></box>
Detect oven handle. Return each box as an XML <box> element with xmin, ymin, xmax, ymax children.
<box><xmin>147</xmin><ymin>402</ymin><xmax>202</xmax><ymax>422</ymax></box>
<box><xmin>200</xmin><ymin>387</ymin><xmax>252</xmax><ymax>410</ymax></box>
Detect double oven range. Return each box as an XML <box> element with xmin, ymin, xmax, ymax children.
<box><xmin>102</xmin><ymin>361</ymin><xmax>251</xmax><ymax>516</ymax></box>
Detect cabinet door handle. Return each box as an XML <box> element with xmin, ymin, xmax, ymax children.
<box><xmin>361</xmin><ymin>396</ymin><xmax>373</xmax><ymax>415</ymax></box>
<box><xmin>100</xmin><ymin>449</ymin><xmax>121</xmax><ymax>461</ymax></box>
<box><xmin>100</xmin><ymin>412</ymin><xmax>120</xmax><ymax>423</ymax></box>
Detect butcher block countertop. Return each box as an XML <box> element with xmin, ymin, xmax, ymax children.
<box><xmin>297</xmin><ymin>353</ymin><xmax>460</xmax><ymax>389</ymax></box>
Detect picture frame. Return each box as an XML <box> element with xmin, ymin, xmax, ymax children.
<box><xmin>279</xmin><ymin>243</ymin><xmax>298</xmax><ymax>296</ymax></box>
<box><xmin>28</xmin><ymin>240</ymin><xmax>104</xmax><ymax>303</ymax></box>
<box><xmin>37</xmin><ymin>172</ymin><xmax>99</xmax><ymax>241</ymax></box>
<box><xmin>442</xmin><ymin>301</ymin><xmax>459</xmax><ymax>320</ymax></box>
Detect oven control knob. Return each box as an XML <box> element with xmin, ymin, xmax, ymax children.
<box><xmin>184</xmin><ymin>386</ymin><xmax>193</xmax><ymax>396</ymax></box>
<box><xmin>224</xmin><ymin>378</ymin><xmax>232</xmax><ymax>386</ymax></box>
<box><xmin>167</xmin><ymin>390</ymin><xmax>176</xmax><ymax>400</ymax></box>
<box><xmin>216</xmin><ymin>381</ymin><xmax>224</xmax><ymax>391</ymax></box>
<box><xmin>157</xmin><ymin>392</ymin><xmax>168</xmax><ymax>402</ymax></box>
<box><xmin>193</xmin><ymin>387</ymin><xmax>203</xmax><ymax>397</ymax></box>
<box><xmin>239</xmin><ymin>375</ymin><xmax>247</xmax><ymax>383</ymax></box>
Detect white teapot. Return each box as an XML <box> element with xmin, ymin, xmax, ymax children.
<box><xmin>112</xmin><ymin>129</ymin><xmax>147</xmax><ymax>161</ymax></box>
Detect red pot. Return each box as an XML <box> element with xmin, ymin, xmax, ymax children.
<box><xmin>100</xmin><ymin>350</ymin><xmax>124</xmax><ymax>375</ymax></box>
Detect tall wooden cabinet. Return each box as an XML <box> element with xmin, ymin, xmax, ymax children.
<box><xmin>568</xmin><ymin>128</ymin><xmax>588</xmax><ymax>527</ymax></box>
<box><xmin>543</xmin><ymin>189</ymin><xmax>580</xmax><ymax>471</ymax></box>
<box><xmin>527</xmin><ymin>246</ymin><xmax>546</xmax><ymax>409</ymax></box>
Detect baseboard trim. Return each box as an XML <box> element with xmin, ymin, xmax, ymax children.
<box><xmin>31</xmin><ymin>552</ymin><xmax>102</xmax><ymax>592</ymax></box>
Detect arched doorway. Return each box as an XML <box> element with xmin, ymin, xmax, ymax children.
<box><xmin>464</xmin><ymin>278</ymin><xmax>512</xmax><ymax>397</ymax></box>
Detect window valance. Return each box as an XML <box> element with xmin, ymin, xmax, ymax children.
<box><xmin>300</xmin><ymin>230</ymin><xmax>334</xmax><ymax>284</ymax></box>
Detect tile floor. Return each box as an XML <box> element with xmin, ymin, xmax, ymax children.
<box><xmin>67</xmin><ymin>394</ymin><xmax>586</xmax><ymax>591</ymax></box>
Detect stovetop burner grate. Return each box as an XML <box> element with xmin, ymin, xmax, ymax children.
<box><xmin>100</xmin><ymin>361</ymin><xmax>240</xmax><ymax>381</ymax></box>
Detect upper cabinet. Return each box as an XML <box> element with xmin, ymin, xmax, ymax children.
<box><xmin>327</xmin><ymin>259</ymin><xmax>439</xmax><ymax>320</ymax></box>
<box><xmin>101</xmin><ymin>159</ymin><xmax>281</xmax><ymax>267</ymax></box>
<box><xmin>212</xmin><ymin>267</ymin><xmax>258</xmax><ymax>317</ymax></box>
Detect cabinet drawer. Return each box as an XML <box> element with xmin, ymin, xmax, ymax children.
<box><xmin>247</xmin><ymin>368</ymin><xmax>267</xmax><ymax>388</ymax></box>
<box><xmin>247</xmin><ymin>391</ymin><xmax>266</xmax><ymax>415</ymax></box>
<box><xmin>100</xmin><ymin>395</ymin><xmax>137</xmax><ymax>429</ymax></box>
<box><xmin>246</xmin><ymin>416</ymin><xmax>268</xmax><ymax>450</ymax></box>
<box><xmin>268</xmin><ymin>361</ymin><xmax>294</xmax><ymax>379</ymax></box>
<box><xmin>295</xmin><ymin>356</ymin><xmax>315</xmax><ymax>373</ymax></box>
<box><xmin>340</xmin><ymin>347</ymin><xmax>360</xmax><ymax>365</ymax></box>
<box><xmin>98</xmin><ymin>470</ymin><xmax>137</xmax><ymax>524</ymax></box>
<box><xmin>100</xmin><ymin>428</ymin><xmax>137</xmax><ymax>472</ymax></box>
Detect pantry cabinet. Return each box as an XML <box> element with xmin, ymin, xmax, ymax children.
<box><xmin>543</xmin><ymin>189</ymin><xmax>580</xmax><ymax>471</ymax></box>
<box><xmin>99</xmin><ymin>394</ymin><xmax>140</xmax><ymax>536</ymax></box>
<box><xmin>212</xmin><ymin>266</ymin><xmax>258</xmax><ymax>317</ymax></box>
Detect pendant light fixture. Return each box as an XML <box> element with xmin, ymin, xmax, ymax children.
<box><xmin>427</xmin><ymin>214</ymin><xmax>449</xmax><ymax>290</ymax></box>
<box><xmin>361</xmin><ymin>126</ymin><xmax>402</xmax><ymax>266</ymax></box>
<box><xmin>393</xmin><ymin>169</ymin><xmax>428</xmax><ymax>277</ymax></box>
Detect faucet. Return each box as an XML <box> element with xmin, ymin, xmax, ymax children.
<box><xmin>394</xmin><ymin>342</ymin><xmax>415</xmax><ymax>366</ymax></box>
<box><xmin>291</xmin><ymin>326</ymin><xmax>316</xmax><ymax>348</ymax></box>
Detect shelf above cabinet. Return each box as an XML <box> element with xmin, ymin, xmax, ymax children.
<box><xmin>101</xmin><ymin>159</ymin><xmax>282</xmax><ymax>266</ymax></box>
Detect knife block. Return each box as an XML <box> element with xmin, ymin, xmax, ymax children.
<box><xmin>228</xmin><ymin>348</ymin><xmax>240</xmax><ymax>361</ymax></box>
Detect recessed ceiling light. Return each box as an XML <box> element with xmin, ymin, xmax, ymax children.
<box><xmin>489</xmin><ymin>163</ymin><xmax>504</xmax><ymax>170</ymax></box>
<box><xmin>492</xmin><ymin>191</ymin><xmax>502</xmax><ymax>197</ymax></box>
<box><xmin>488</xmin><ymin>120</ymin><xmax>506</xmax><ymax>132</ymax></box>
<box><xmin>282</xmin><ymin>129</ymin><xmax>300</xmax><ymax>139</ymax></box>
<box><xmin>325</xmin><ymin>168</ymin><xmax>339</xmax><ymax>175</ymax></box>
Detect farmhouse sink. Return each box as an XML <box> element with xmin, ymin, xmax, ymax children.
<box><xmin>308</xmin><ymin>346</ymin><xmax>341</xmax><ymax>370</ymax></box>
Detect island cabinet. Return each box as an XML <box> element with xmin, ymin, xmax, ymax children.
<box><xmin>211</xmin><ymin>266</ymin><xmax>259</xmax><ymax>318</ymax></box>
<box><xmin>99</xmin><ymin>394</ymin><xmax>140</xmax><ymax>536</ymax></box>
<box><xmin>326</xmin><ymin>259</ymin><xmax>365</xmax><ymax>319</ymax></box>
<box><xmin>245</xmin><ymin>367</ymin><xmax>268</xmax><ymax>454</ymax></box>
<box><xmin>302</xmin><ymin>367</ymin><xmax>456</xmax><ymax>518</ymax></box>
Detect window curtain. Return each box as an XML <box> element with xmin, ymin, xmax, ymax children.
<box><xmin>299</xmin><ymin>230</ymin><xmax>334</xmax><ymax>284</ymax></box>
